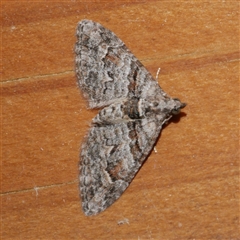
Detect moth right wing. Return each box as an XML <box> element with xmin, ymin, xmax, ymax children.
<box><xmin>80</xmin><ymin>102</ymin><xmax>164</xmax><ymax>216</ymax></box>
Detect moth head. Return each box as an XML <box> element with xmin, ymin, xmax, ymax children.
<box><xmin>171</xmin><ymin>98</ymin><xmax>186</xmax><ymax>115</ymax></box>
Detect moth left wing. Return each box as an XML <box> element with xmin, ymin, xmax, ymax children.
<box><xmin>75</xmin><ymin>19</ymin><xmax>167</xmax><ymax>108</ymax></box>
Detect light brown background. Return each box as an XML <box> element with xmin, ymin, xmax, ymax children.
<box><xmin>1</xmin><ymin>1</ymin><xmax>239</xmax><ymax>239</ymax></box>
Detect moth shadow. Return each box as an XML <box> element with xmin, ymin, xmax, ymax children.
<box><xmin>168</xmin><ymin>111</ymin><xmax>187</xmax><ymax>124</ymax></box>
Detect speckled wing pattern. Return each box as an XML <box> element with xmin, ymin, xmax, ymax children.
<box><xmin>75</xmin><ymin>19</ymin><xmax>186</xmax><ymax>216</ymax></box>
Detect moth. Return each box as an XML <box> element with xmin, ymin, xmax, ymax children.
<box><xmin>75</xmin><ymin>19</ymin><xmax>186</xmax><ymax>216</ymax></box>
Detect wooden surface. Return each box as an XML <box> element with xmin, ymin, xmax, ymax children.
<box><xmin>1</xmin><ymin>1</ymin><xmax>239</xmax><ymax>239</ymax></box>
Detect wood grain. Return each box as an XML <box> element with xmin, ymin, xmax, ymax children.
<box><xmin>2</xmin><ymin>1</ymin><xmax>239</xmax><ymax>239</ymax></box>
